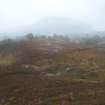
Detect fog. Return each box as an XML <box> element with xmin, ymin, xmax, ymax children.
<box><xmin>0</xmin><ymin>0</ymin><xmax>105</xmax><ymax>36</ymax></box>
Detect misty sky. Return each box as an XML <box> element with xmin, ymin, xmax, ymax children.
<box><xmin>0</xmin><ymin>0</ymin><xmax>105</xmax><ymax>33</ymax></box>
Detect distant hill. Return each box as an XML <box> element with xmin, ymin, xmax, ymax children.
<box><xmin>23</xmin><ymin>17</ymin><xmax>94</xmax><ymax>36</ymax></box>
<box><xmin>1</xmin><ymin>17</ymin><xmax>94</xmax><ymax>38</ymax></box>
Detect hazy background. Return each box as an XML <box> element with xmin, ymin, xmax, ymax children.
<box><xmin>0</xmin><ymin>0</ymin><xmax>105</xmax><ymax>37</ymax></box>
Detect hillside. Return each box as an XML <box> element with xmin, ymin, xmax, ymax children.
<box><xmin>0</xmin><ymin>35</ymin><xmax>105</xmax><ymax>105</ymax></box>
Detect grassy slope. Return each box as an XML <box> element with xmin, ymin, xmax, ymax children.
<box><xmin>0</xmin><ymin>38</ymin><xmax>105</xmax><ymax>105</ymax></box>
